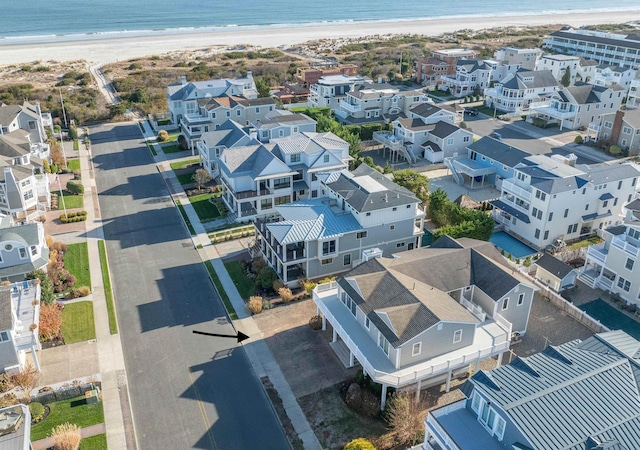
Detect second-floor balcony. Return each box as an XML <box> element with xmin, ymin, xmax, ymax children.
<box><xmin>529</xmin><ymin>101</ymin><xmax>577</xmax><ymax>119</ymax></box>
<box><xmin>501</xmin><ymin>179</ymin><xmax>532</xmax><ymax>202</ymax></box>
<box><xmin>340</xmin><ymin>100</ymin><xmax>362</xmax><ymax>113</ymax></box>
<box><xmin>586</xmin><ymin>242</ymin><xmax>609</xmax><ymax>263</ymax></box>
<box><xmin>235</xmin><ymin>188</ymin><xmax>271</xmax><ymax>200</ymax></box>
<box><xmin>612</xmin><ymin>234</ymin><xmax>640</xmax><ymax>258</ymax></box>
<box><xmin>441</xmin><ymin>75</ymin><xmax>472</xmax><ymax>87</ymax></box>
<box><xmin>372</xmin><ymin>131</ymin><xmax>404</xmax><ymax>151</ymax></box>
<box><xmin>181</xmin><ymin>113</ymin><xmax>211</xmax><ymax>126</ymax></box>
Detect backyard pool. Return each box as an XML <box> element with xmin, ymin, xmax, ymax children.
<box><xmin>579</xmin><ymin>299</ymin><xmax>640</xmax><ymax>340</ymax></box>
<box><xmin>490</xmin><ymin>231</ymin><xmax>537</xmax><ymax>258</ymax></box>
<box><xmin>422</xmin><ymin>229</ymin><xmax>434</xmax><ymax>247</ymax></box>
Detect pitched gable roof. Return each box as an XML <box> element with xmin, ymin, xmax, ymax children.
<box><xmin>220</xmin><ymin>144</ymin><xmax>292</xmax><ymax>179</ymax></box>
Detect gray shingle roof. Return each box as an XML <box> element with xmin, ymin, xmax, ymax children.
<box><xmin>429</xmin><ymin>121</ymin><xmax>460</xmax><ymax>139</ymax></box>
<box><xmin>201</xmin><ymin>119</ymin><xmax>253</xmax><ymax>148</ymax></box>
<box><xmin>501</xmin><ymin>69</ymin><xmax>559</xmax><ymax>90</ymax></box>
<box><xmin>397</xmin><ymin>118</ymin><xmax>432</xmax><ymax>131</ymax></box>
<box><xmin>0</xmin><ymin>105</ymin><xmax>22</xmax><ymax>126</ymax></box>
<box><xmin>466</xmin><ymin>331</ymin><xmax>640</xmax><ymax>450</ymax></box>
<box><xmin>0</xmin><ymin>289</ymin><xmax>11</xmax><ymax>331</ymax></box>
<box><xmin>467</xmin><ymin>137</ymin><xmax>529</xmax><ymax>167</ymax></box>
<box><xmin>535</xmin><ymin>254</ymin><xmax>575</xmax><ymax>279</ymax></box>
<box><xmin>326</xmin><ymin>165</ymin><xmax>418</xmax><ymax>213</ymax></box>
<box><xmin>563</xmin><ymin>83</ymin><xmax>607</xmax><ymax>104</ymax></box>
<box><xmin>220</xmin><ymin>144</ymin><xmax>291</xmax><ymax>179</ymax></box>
<box><xmin>337</xmin><ymin>236</ymin><xmax>531</xmax><ymax>345</ymax></box>
<box><xmin>0</xmin><ymin>136</ymin><xmax>29</xmax><ymax>158</ymax></box>
<box><xmin>410</xmin><ymin>103</ymin><xmax>445</xmax><ymax>118</ymax></box>
<box><xmin>548</xmin><ymin>30</ymin><xmax>640</xmax><ymax>52</ymax></box>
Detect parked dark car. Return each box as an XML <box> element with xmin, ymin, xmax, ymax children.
<box><xmin>464</xmin><ymin>107</ymin><xmax>479</xmax><ymax>116</ymax></box>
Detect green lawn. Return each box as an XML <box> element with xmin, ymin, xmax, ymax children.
<box><xmin>81</xmin><ymin>433</ymin><xmax>107</xmax><ymax>449</ymax></box>
<box><xmin>190</xmin><ymin>194</ymin><xmax>221</xmax><ymax>222</ymax></box>
<box><xmin>177</xmin><ymin>173</ymin><xmax>195</xmax><ymax>186</ymax></box>
<box><xmin>67</xmin><ymin>159</ymin><xmax>80</xmax><ymax>172</ymax></box>
<box><xmin>98</xmin><ymin>240</ymin><xmax>118</xmax><ymax>334</ymax></box>
<box><xmin>147</xmin><ymin>142</ymin><xmax>157</xmax><ymax>156</ymax></box>
<box><xmin>170</xmin><ymin>158</ymin><xmax>200</xmax><ymax>170</ymax></box>
<box><xmin>59</xmin><ymin>191</ymin><xmax>84</xmax><ymax>209</ymax></box>
<box><xmin>176</xmin><ymin>201</ymin><xmax>195</xmax><ymax>235</ymax></box>
<box><xmin>73</xmin><ymin>139</ymin><xmax>79</xmax><ymax>151</ymax></box>
<box><xmin>224</xmin><ymin>261</ymin><xmax>255</xmax><ymax>299</ymax></box>
<box><xmin>204</xmin><ymin>261</ymin><xmax>238</xmax><ymax>320</ymax></box>
<box><xmin>161</xmin><ymin>143</ymin><xmax>182</xmax><ymax>153</ymax></box>
<box><xmin>31</xmin><ymin>395</ymin><xmax>104</xmax><ymax>441</ymax></box>
<box><xmin>567</xmin><ymin>236</ymin><xmax>603</xmax><ymax>251</ymax></box>
<box><xmin>61</xmin><ymin>301</ymin><xmax>96</xmax><ymax>344</ymax></box>
<box><xmin>65</xmin><ymin>243</ymin><xmax>91</xmax><ymax>288</ymax></box>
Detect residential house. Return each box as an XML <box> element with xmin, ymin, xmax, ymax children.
<box><xmin>0</xmin><ymin>136</ymin><xmax>49</xmax><ymax>223</ymax></box>
<box><xmin>484</xmin><ymin>69</ymin><xmax>559</xmax><ymax>113</ymax></box>
<box><xmin>592</xmin><ymin>64</ymin><xmax>636</xmax><ymax>90</ymax></box>
<box><xmin>445</xmin><ymin>136</ymin><xmax>530</xmax><ymax>189</ymax></box>
<box><xmin>534</xmin><ymin>54</ymin><xmax>580</xmax><ymax>84</ymax></box>
<box><xmin>373</xmin><ymin>104</ymin><xmax>471</xmax><ymax>164</ymax></box>
<box><xmin>0</xmin><ymin>222</ymin><xmax>49</xmax><ymax>282</ymax></box>
<box><xmin>197</xmin><ymin>119</ymin><xmax>259</xmax><ymax>178</ymax></box>
<box><xmin>628</xmin><ymin>77</ymin><xmax>640</xmax><ymax>109</ymax></box>
<box><xmin>253</xmin><ymin>164</ymin><xmax>425</xmax><ymax>286</ymax></box>
<box><xmin>534</xmin><ymin>253</ymin><xmax>578</xmax><ymax>292</ymax></box>
<box><xmin>0</xmin><ymin>102</ymin><xmax>52</xmax><ymax>160</ymax></box>
<box><xmin>490</xmin><ymin>153</ymin><xmax>640</xmax><ymax>250</ymax></box>
<box><xmin>528</xmin><ymin>82</ymin><xmax>624</xmax><ymax>130</ymax></box>
<box><xmin>590</xmin><ymin>109</ymin><xmax>640</xmax><ymax>155</ymax></box>
<box><xmin>334</xmin><ymin>83</ymin><xmax>432</xmax><ymax>125</ymax></box>
<box><xmin>271</xmin><ymin>83</ymin><xmax>309</xmax><ymax>104</ymax></box>
<box><xmin>308</xmin><ymin>74</ymin><xmax>371</xmax><ymax>110</ymax></box>
<box><xmin>544</xmin><ymin>27</ymin><xmax>640</xmax><ymax>68</ymax></box>
<box><xmin>313</xmin><ymin>235</ymin><xmax>536</xmax><ymax>408</ymax></box>
<box><xmin>492</xmin><ymin>46</ymin><xmax>542</xmax><ymax>70</ymax></box>
<box><xmin>576</xmin><ymin>57</ymin><xmax>598</xmax><ymax>83</ymax></box>
<box><xmin>416</xmin><ymin>48</ymin><xmax>478</xmax><ymax>88</ymax></box>
<box><xmin>0</xmin><ymin>404</ymin><xmax>31</xmax><ymax>450</ymax></box>
<box><xmin>166</xmin><ymin>73</ymin><xmax>275</xmax><ymax>150</ymax></box>
<box><xmin>579</xmin><ymin>198</ymin><xmax>640</xmax><ymax>305</ymax></box>
<box><xmin>218</xmin><ymin>131</ymin><xmax>351</xmax><ymax>221</ymax></box>
<box><xmin>424</xmin><ymin>330</ymin><xmax>640</xmax><ymax>450</ymax></box>
<box><xmin>254</xmin><ymin>110</ymin><xmax>316</xmax><ymax>143</ymax></box>
<box><xmin>440</xmin><ymin>60</ymin><xmax>492</xmax><ymax>98</ymax></box>
<box><xmin>0</xmin><ymin>280</ymin><xmax>41</xmax><ymax>374</ymax></box>
<box><xmin>294</xmin><ymin>63</ymin><xmax>359</xmax><ymax>89</ymax></box>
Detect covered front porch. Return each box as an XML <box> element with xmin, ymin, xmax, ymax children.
<box><xmin>444</xmin><ymin>157</ymin><xmax>496</xmax><ymax>189</ymax></box>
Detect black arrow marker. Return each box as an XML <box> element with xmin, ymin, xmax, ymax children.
<box><xmin>193</xmin><ymin>330</ymin><xmax>250</xmax><ymax>343</ymax></box>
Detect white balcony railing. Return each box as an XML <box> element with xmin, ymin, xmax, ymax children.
<box><xmin>373</xmin><ymin>131</ymin><xmax>405</xmax><ymax>151</ymax></box>
<box><xmin>501</xmin><ymin>179</ymin><xmax>532</xmax><ymax>202</ymax></box>
<box><xmin>460</xmin><ymin>297</ymin><xmax>486</xmax><ymax>322</ymax></box>
<box><xmin>611</xmin><ymin>235</ymin><xmax>640</xmax><ymax>258</ymax></box>
<box><xmin>586</xmin><ymin>243</ymin><xmax>609</xmax><ymax>263</ymax></box>
<box><xmin>340</xmin><ymin>101</ymin><xmax>362</xmax><ymax>113</ymax></box>
<box><xmin>597</xmin><ymin>276</ymin><xmax>614</xmax><ymax>291</ymax></box>
<box><xmin>425</xmin><ymin>412</ymin><xmax>462</xmax><ymax>450</ymax></box>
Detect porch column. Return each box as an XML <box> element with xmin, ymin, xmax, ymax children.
<box><xmin>322</xmin><ymin>315</ymin><xmax>326</xmax><ymax>331</ymax></box>
<box><xmin>317</xmin><ymin>306</ymin><xmax>321</xmax><ymax>316</ymax></box>
<box><xmin>497</xmin><ymin>351</ymin><xmax>504</xmax><ymax>367</ymax></box>
<box><xmin>445</xmin><ymin>369</ymin><xmax>453</xmax><ymax>392</ymax></box>
<box><xmin>474</xmin><ymin>359</ymin><xmax>480</xmax><ymax>373</ymax></box>
<box><xmin>332</xmin><ymin>328</ymin><xmax>337</xmax><ymax>343</ymax></box>
<box><xmin>349</xmin><ymin>351</ymin><xmax>354</xmax><ymax>368</ymax></box>
<box><xmin>380</xmin><ymin>384</ymin><xmax>388</xmax><ymax>410</ymax></box>
<box><xmin>415</xmin><ymin>379</ymin><xmax>422</xmax><ymax>403</ymax></box>
<box><xmin>31</xmin><ymin>346</ymin><xmax>40</xmax><ymax>372</ymax></box>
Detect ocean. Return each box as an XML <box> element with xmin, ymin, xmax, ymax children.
<box><xmin>1</xmin><ymin>0</ymin><xmax>640</xmax><ymax>43</ymax></box>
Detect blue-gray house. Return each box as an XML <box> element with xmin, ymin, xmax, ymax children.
<box><xmin>423</xmin><ymin>330</ymin><xmax>640</xmax><ymax>450</ymax></box>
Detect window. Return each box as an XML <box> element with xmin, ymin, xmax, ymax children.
<box><xmin>349</xmin><ymin>297</ymin><xmax>357</xmax><ymax>317</ymax></box>
<box><xmin>274</xmin><ymin>195</ymin><xmax>290</xmax><ymax>206</ymax></box>
<box><xmin>532</xmin><ymin>207</ymin><xmax>538</xmax><ymax>217</ymax></box>
<box><xmin>495</xmin><ymin>416</ymin><xmax>506</xmax><ymax>440</ymax></box>
<box><xmin>453</xmin><ymin>329</ymin><xmax>463</xmax><ymax>344</ymax></box>
<box><xmin>396</xmin><ymin>242</ymin><xmax>405</xmax><ymax>248</ymax></box>
<box><xmin>412</xmin><ymin>342</ymin><xmax>422</xmax><ymax>356</ymax></box>
<box><xmin>623</xmin><ymin>126</ymin><xmax>632</xmax><ymax>134</ymax></box>
<box><xmin>344</xmin><ymin>254</ymin><xmax>351</xmax><ymax>266</ymax></box>
<box><xmin>31</xmin><ymin>246</ymin><xmax>37</xmax><ymax>256</ymax></box>
<box><xmin>365</xmin><ymin>317</ymin><xmax>370</xmax><ymax>330</ymax></box>
<box><xmin>321</xmin><ymin>258</ymin><xmax>333</xmax><ymax>265</ymax></box>
<box><xmin>618</xmin><ymin>277</ymin><xmax>631</xmax><ymax>292</ymax></box>
<box><xmin>260</xmin><ymin>198</ymin><xmax>272</xmax><ymax>210</ymax></box>
<box><xmin>517</xmin><ymin>293</ymin><xmax>525</xmax><ymax>306</ymax></box>
<box><xmin>568</xmin><ymin>223</ymin><xmax>578</xmax><ymax>234</ymax></box>
<box><xmin>226</xmin><ymin>111</ymin><xmax>231</xmax><ymax>117</ymax></box>
<box><xmin>272</xmin><ymin>177</ymin><xmax>290</xmax><ymax>190</ymax></box>
<box><xmin>548</xmin><ymin>212</ymin><xmax>553</xmax><ymax>221</ymax></box>
<box><xmin>255</xmin><ymin>107</ymin><xmax>260</xmax><ymax>113</ymax></box>
<box><xmin>322</xmin><ymin>240</ymin><xmax>336</xmax><ymax>255</ymax></box>
<box><xmin>356</xmin><ymin>231</ymin><xmax>367</xmax><ymax>239</ymax></box>
<box><xmin>392</xmin><ymin>207</ymin><xmax>397</xmax><ymax>211</ymax></box>
<box><xmin>19</xmin><ymin>248</ymin><xmax>26</xmax><ymax>259</ymax></box>
<box><xmin>564</xmin><ymin>208</ymin><xmax>569</xmax><ymax>218</ymax></box>
<box><xmin>544</xmin><ymin>230</ymin><xmax>549</xmax><ymax>240</ymax></box>
<box><xmin>23</xmin><ymin>190</ymin><xmax>33</xmax><ymax>201</ymax></box>
<box><xmin>290</xmin><ymin>154</ymin><xmax>300</xmax><ymax>163</ymax></box>
<box><xmin>236</xmin><ymin>109</ymin><xmax>241</xmax><ymax>116</ymax></box>
<box><xmin>471</xmin><ymin>392</ymin><xmax>481</xmax><ymax>413</ymax></box>
<box><xmin>437</xmin><ymin>323</ymin><xmax>443</xmax><ymax>331</ymax></box>
<box><xmin>311</xmin><ymin>190</ymin><xmax>318</xmax><ymax>198</ymax></box>
<box><xmin>535</xmin><ymin>190</ymin><xmax>546</xmax><ymax>201</ymax></box>
<box><xmin>378</xmin><ymin>333</ymin><xmax>390</xmax><ymax>355</ymax></box>
<box><xmin>502</xmin><ymin>298</ymin><xmax>509</xmax><ymax>310</ymax></box>
<box><xmin>389</xmin><ymin>225</ymin><xmax>395</xmax><ymax>231</ymax></box>
<box><xmin>447</xmin><ymin>138</ymin><xmax>454</xmax><ymax>145</ymax></box>
<box><xmin>323</xmin><ymin>155</ymin><xmax>330</xmax><ymax>163</ymax></box>
<box><xmin>603</xmin><ymin>200</ymin><xmax>608</xmax><ymax>207</ymax></box>
<box><xmin>626</xmin><ymin>258</ymin><xmax>635</xmax><ymax>271</ymax></box>
<box><xmin>585</xmin><ymin>203</ymin><xmax>590</xmax><ymax>211</ymax></box>
<box><xmin>366</xmin><ymin>212</ymin><xmax>371</xmax><ymax>217</ymax></box>
<box><xmin>0</xmin><ymin>331</ymin><xmax>8</xmax><ymax>343</ymax></box>
<box><xmin>463</xmin><ymin>136</ymin><xmax>470</xmax><ymax>142</ymax></box>
<box><xmin>534</xmin><ymin>229</ymin><xmax>540</xmax><ymax>239</ymax></box>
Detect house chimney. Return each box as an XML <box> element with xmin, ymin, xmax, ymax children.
<box><xmin>609</xmin><ymin>110</ymin><xmax>625</xmax><ymax>147</ymax></box>
<box><xmin>246</xmin><ymin>71</ymin><xmax>253</xmax><ymax>79</ymax></box>
<box><xmin>35</xmin><ymin>101</ymin><xmax>41</xmax><ymax>116</ymax></box>
<box><xmin>181</xmin><ymin>76</ymin><xmax>187</xmax><ymax>86</ymax></box>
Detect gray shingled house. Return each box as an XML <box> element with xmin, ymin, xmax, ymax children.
<box><xmin>424</xmin><ymin>330</ymin><xmax>640</xmax><ymax>450</ymax></box>
<box><xmin>313</xmin><ymin>235</ymin><xmax>536</xmax><ymax>408</ymax></box>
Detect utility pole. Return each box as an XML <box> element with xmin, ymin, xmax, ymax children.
<box><xmin>59</xmin><ymin>89</ymin><xmax>68</xmax><ymax>128</ymax></box>
<box><xmin>56</xmin><ymin>172</ymin><xmax>67</xmax><ymax>218</ymax></box>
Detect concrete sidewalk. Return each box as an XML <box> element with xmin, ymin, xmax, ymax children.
<box><xmin>140</xmin><ymin>121</ymin><xmax>322</xmax><ymax>450</ymax></box>
<box><xmin>79</xmin><ymin>138</ymin><xmax>134</xmax><ymax>449</ymax></box>
<box><xmin>32</xmin><ymin>422</ymin><xmax>106</xmax><ymax>450</ymax></box>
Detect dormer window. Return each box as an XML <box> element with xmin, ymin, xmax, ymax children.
<box><xmin>291</xmin><ymin>154</ymin><xmax>300</xmax><ymax>163</ymax></box>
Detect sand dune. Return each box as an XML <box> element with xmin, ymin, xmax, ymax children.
<box><xmin>1</xmin><ymin>10</ymin><xmax>640</xmax><ymax>65</ymax></box>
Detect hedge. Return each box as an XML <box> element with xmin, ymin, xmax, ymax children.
<box><xmin>60</xmin><ymin>211</ymin><xmax>88</xmax><ymax>223</ymax></box>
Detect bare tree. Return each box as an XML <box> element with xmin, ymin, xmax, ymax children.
<box><xmin>192</xmin><ymin>168</ymin><xmax>212</xmax><ymax>190</ymax></box>
<box><xmin>10</xmin><ymin>363</ymin><xmax>39</xmax><ymax>400</ymax></box>
<box><xmin>384</xmin><ymin>391</ymin><xmax>425</xmax><ymax>446</ymax></box>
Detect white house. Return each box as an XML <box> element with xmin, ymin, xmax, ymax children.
<box><xmin>592</xmin><ymin>65</ymin><xmax>636</xmax><ymax>90</ymax></box>
<box><xmin>579</xmin><ymin>198</ymin><xmax>640</xmax><ymax>306</ymax></box>
<box><xmin>254</xmin><ymin>110</ymin><xmax>316</xmax><ymax>143</ymax></box>
<box><xmin>313</xmin><ymin>235</ymin><xmax>536</xmax><ymax>408</ymax></box>
<box><xmin>0</xmin><ymin>280</ymin><xmax>41</xmax><ymax>374</ymax></box>
<box><xmin>492</xmin><ymin>46</ymin><xmax>542</xmax><ymax>70</ymax></box>
<box><xmin>308</xmin><ymin>74</ymin><xmax>371</xmax><ymax>110</ymax></box>
<box><xmin>576</xmin><ymin>57</ymin><xmax>598</xmax><ymax>83</ymax></box>
<box><xmin>490</xmin><ymin>154</ymin><xmax>640</xmax><ymax>250</ymax></box>
<box><xmin>628</xmin><ymin>77</ymin><xmax>640</xmax><ymax>109</ymax></box>
<box><xmin>484</xmin><ymin>69</ymin><xmax>559</xmax><ymax>113</ymax></box>
<box><xmin>528</xmin><ymin>82</ymin><xmax>625</xmax><ymax>130</ymax></box>
<box><xmin>440</xmin><ymin>60</ymin><xmax>493</xmax><ymax>98</ymax></box>
<box><xmin>534</xmin><ymin>54</ymin><xmax>580</xmax><ymax>84</ymax></box>
<box><xmin>196</xmin><ymin>119</ymin><xmax>258</xmax><ymax>179</ymax></box>
<box><xmin>253</xmin><ymin>164</ymin><xmax>425</xmax><ymax>287</ymax></box>
<box><xmin>0</xmin><ymin>222</ymin><xmax>49</xmax><ymax>282</ymax></box>
<box><xmin>0</xmin><ymin>102</ymin><xmax>52</xmax><ymax>160</ymax></box>
<box><xmin>590</xmin><ymin>109</ymin><xmax>640</xmax><ymax>155</ymax></box>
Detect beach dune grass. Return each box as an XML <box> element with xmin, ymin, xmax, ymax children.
<box><xmin>30</xmin><ymin>395</ymin><xmax>105</xmax><ymax>441</ymax></box>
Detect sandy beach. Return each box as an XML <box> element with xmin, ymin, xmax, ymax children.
<box><xmin>1</xmin><ymin>10</ymin><xmax>640</xmax><ymax>65</ymax></box>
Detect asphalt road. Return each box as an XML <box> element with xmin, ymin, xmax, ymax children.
<box><xmin>462</xmin><ymin>113</ymin><xmax>611</xmax><ymax>165</ymax></box>
<box><xmin>90</xmin><ymin>123</ymin><xmax>289</xmax><ymax>450</ymax></box>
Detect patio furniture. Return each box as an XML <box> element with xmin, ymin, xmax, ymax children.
<box><xmin>626</xmin><ymin>304</ymin><xmax>638</xmax><ymax>314</ymax></box>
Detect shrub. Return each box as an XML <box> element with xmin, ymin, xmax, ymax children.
<box><xmin>59</xmin><ymin>211</ymin><xmax>87</xmax><ymax>223</ymax></box>
<box><xmin>344</xmin><ymin>438</ymin><xmax>377</xmax><ymax>450</ymax></box>
<box><xmin>10</xmin><ymin>363</ymin><xmax>39</xmax><ymax>399</ymax></box>
<box><xmin>78</xmin><ymin>286</ymin><xmax>90</xmax><ymax>296</ymax></box>
<box><xmin>51</xmin><ymin>423</ymin><xmax>81</xmax><ymax>450</ymax></box>
<box><xmin>65</xmin><ymin>181</ymin><xmax>84</xmax><ymax>195</ymax></box>
<box><xmin>344</xmin><ymin>383</ymin><xmax>380</xmax><ymax>417</ymax></box>
<box><xmin>508</xmin><ymin>253</ymin><xmax>513</xmax><ymax>261</ymax></box>
<box><xmin>178</xmin><ymin>134</ymin><xmax>189</xmax><ymax>150</ymax></box>
<box><xmin>247</xmin><ymin>296</ymin><xmax>263</xmax><ymax>315</ymax></box>
<box><xmin>51</xmin><ymin>242</ymin><xmax>69</xmax><ymax>253</ymax></box>
<box><xmin>255</xmin><ymin>267</ymin><xmax>277</xmax><ymax>290</ymax></box>
<box><xmin>384</xmin><ymin>391</ymin><xmax>424</xmax><ymax>446</ymax></box>
<box><xmin>523</xmin><ymin>256</ymin><xmax>532</xmax><ymax>267</ymax></box>
<box><xmin>272</xmin><ymin>279</ymin><xmax>284</xmax><ymax>291</ymax></box>
<box><xmin>574</xmin><ymin>135</ymin><xmax>583</xmax><ymax>144</ymax></box>
<box><xmin>68</xmin><ymin>126</ymin><xmax>78</xmax><ymax>140</ymax></box>
<box><xmin>26</xmin><ymin>269</ymin><xmax>55</xmax><ymax>305</ymax></box>
<box><xmin>309</xmin><ymin>315</ymin><xmax>322</xmax><ymax>330</ymax></box>
<box><xmin>300</xmin><ymin>279</ymin><xmax>317</xmax><ymax>296</ymax></box>
<box><xmin>65</xmin><ymin>289</ymin><xmax>81</xmax><ymax>299</ymax></box>
<box><xmin>0</xmin><ymin>393</ymin><xmax>18</xmax><ymax>408</ymax></box>
<box><xmin>609</xmin><ymin>145</ymin><xmax>622</xmax><ymax>155</ymax></box>
<box><xmin>30</xmin><ymin>402</ymin><xmax>45</xmax><ymax>422</ymax></box>
<box><xmin>250</xmin><ymin>257</ymin><xmax>267</xmax><ymax>275</ymax></box>
<box><xmin>39</xmin><ymin>303</ymin><xmax>62</xmax><ymax>341</ymax></box>
<box><xmin>158</xmin><ymin>130</ymin><xmax>169</xmax><ymax>142</ymax></box>
<box><xmin>278</xmin><ymin>287</ymin><xmax>293</xmax><ymax>302</ymax></box>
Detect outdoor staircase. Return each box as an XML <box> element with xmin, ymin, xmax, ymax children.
<box><xmin>577</xmin><ymin>271</ymin><xmax>597</xmax><ymax>289</ymax></box>
<box><xmin>330</xmin><ymin>339</ymin><xmax>356</xmax><ymax>369</ymax></box>
<box><xmin>400</xmin><ymin>145</ymin><xmax>417</xmax><ymax>164</ymax></box>
<box><xmin>226</xmin><ymin>211</ymin><xmax>237</xmax><ymax>223</ymax></box>
<box><xmin>247</xmin><ymin>239</ymin><xmax>261</xmax><ymax>258</ymax></box>
<box><xmin>444</xmin><ymin>158</ymin><xmax>464</xmax><ymax>185</ymax></box>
